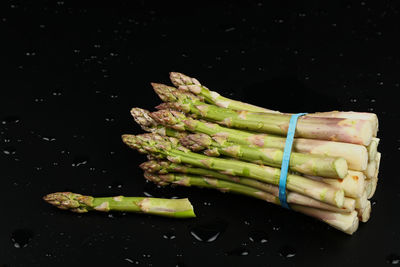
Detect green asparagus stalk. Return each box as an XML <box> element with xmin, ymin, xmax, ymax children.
<box><xmin>144</xmin><ymin>172</ymin><xmax>358</xmax><ymax>235</ymax></box>
<box><xmin>170</xmin><ymin>72</ymin><xmax>379</xmax><ymax>136</ymax></box>
<box><xmin>169</xmin><ymin>72</ymin><xmax>277</xmax><ymax>113</ymax></box>
<box><xmin>180</xmin><ymin>133</ymin><xmax>348</xmax><ymax>178</ymax></box>
<box><xmin>140</xmin><ymin>160</ymin><xmax>354</xmax><ymax>213</ymax></box>
<box><xmin>43</xmin><ymin>192</ymin><xmax>195</xmax><ymax>218</ymax></box>
<box><xmin>122</xmin><ymin>133</ymin><xmax>345</xmax><ymax>207</ymax></box>
<box><xmin>152</xmin><ymin>83</ymin><xmax>373</xmax><ymax>145</ymax></box>
<box><xmin>148</xmin><ymin>109</ymin><xmax>368</xmax><ymax>171</ymax></box>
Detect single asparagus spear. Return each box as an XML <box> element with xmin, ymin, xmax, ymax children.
<box><xmin>144</xmin><ymin>172</ymin><xmax>358</xmax><ymax>235</ymax></box>
<box><xmin>171</xmin><ymin>72</ymin><xmax>379</xmax><ymax>137</ymax></box>
<box><xmin>307</xmin><ymin>112</ymin><xmax>379</xmax><ymax>137</ymax></box>
<box><xmin>149</xmin><ymin>109</ymin><xmax>368</xmax><ymax>171</ymax></box>
<box><xmin>43</xmin><ymin>192</ymin><xmax>196</xmax><ymax>218</ymax></box>
<box><xmin>152</xmin><ymin>83</ymin><xmax>373</xmax><ymax>145</ymax></box>
<box><xmin>170</xmin><ymin>72</ymin><xmax>277</xmax><ymax>113</ymax></box>
<box><xmin>140</xmin><ymin>160</ymin><xmax>355</xmax><ymax>213</ymax></box>
<box><xmin>130</xmin><ymin>108</ymin><xmax>188</xmax><ymax>139</ymax></box>
<box><xmin>170</xmin><ymin>72</ymin><xmax>379</xmax><ymax>136</ymax></box>
<box><xmin>180</xmin><ymin>133</ymin><xmax>348</xmax><ymax>178</ymax></box>
<box><xmin>122</xmin><ymin>133</ymin><xmax>345</xmax><ymax>207</ymax></box>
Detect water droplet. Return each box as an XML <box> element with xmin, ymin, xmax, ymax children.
<box><xmin>124</xmin><ymin>258</ymin><xmax>134</xmax><ymax>264</ymax></box>
<box><xmin>162</xmin><ymin>232</ymin><xmax>176</xmax><ymax>240</ymax></box>
<box><xmin>189</xmin><ymin>219</ymin><xmax>228</xmax><ymax>243</ymax></box>
<box><xmin>3</xmin><ymin>147</ymin><xmax>16</xmax><ymax>155</ymax></box>
<box><xmin>387</xmin><ymin>254</ymin><xmax>400</xmax><ymax>265</ymax></box>
<box><xmin>72</xmin><ymin>156</ymin><xmax>89</xmax><ymax>167</ymax></box>
<box><xmin>272</xmin><ymin>225</ymin><xmax>280</xmax><ymax>231</ymax></box>
<box><xmin>11</xmin><ymin>229</ymin><xmax>34</xmax><ymax>248</ymax></box>
<box><xmin>226</xmin><ymin>247</ymin><xmax>249</xmax><ymax>256</ymax></box>
<box><xmin>279</xmin><ymin>245</ymin><xmax>296</xmax><ymax>258</ymax></box>
<box><xmin>41</xmin><ymin>136</ymin><xmax>56</xmax><ymax>142</ymax></box>
<box><xmin>1</xmin><ymin>116</ymin><xmax>20</xmax><ymax>125</ymax></box>
<box><xmin>248</xmin><ymin>230</ymin><xmax>268</xmax><ymax>244</ymax></box>
<box><xmin>105</xmin><ymin>117</ymin><xmax>115</xmax><ymax>123</ymax></box>
<box><xmin>52</xmin><ymin>91</ymin><xmax>62</xmax><ymax>96</ymax></box>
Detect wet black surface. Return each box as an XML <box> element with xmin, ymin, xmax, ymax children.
<box><xmin>1</xmin><ymin>1</ymin><xmax>400</xmax><ymax>266</ymax></box>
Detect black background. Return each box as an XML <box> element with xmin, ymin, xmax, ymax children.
<box><xmin>1</xmin><ymin>1</ymin><xmax>400</xmax><ymax>266</ymax></box>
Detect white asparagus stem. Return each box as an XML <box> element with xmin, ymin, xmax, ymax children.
<box><xmin>307</xmin><ymin>111</ymin><xmax>378</xmax><ymax>137</ymax></box>
<box><xmin>293</xmin><ymin>138</ymin><xmax>368</xmax><ymax>171</ymax></box>
<box><xmin>306</xmin><ymin>171</ymin><xmax>365</xmax><ymax>198</ymax></box>
<box><xmin>368</xmin><ymin>177</ymin><xmax>378</xmax><ymax>199</ymax></box>
<box><xmin>363</xmin><ymin>159</ymin><xmax>377</xmax><ymax>179</ymax></box>
<box><xmin>357</xmin><ymin>200</ymin><xmax>371</xmax><ymax>223</ymax></box>
<box><xmin>292</xmin><ymin>206</ymin><xmax>359</xmax><ymax>235</ymax></box>
<box><xmin>367</xmin><ymin>152</ymin><xmax>381</xmax><ymax>199</ymax></box>
<box><xmin>355</xmin><ymin>191</ymin><xmax>368</xmax><ymax>210</ymax></box>
<box><xmin>367</xmin><ymin>138</ymin><xmax>380</xmax><ymax>162</ymax></box>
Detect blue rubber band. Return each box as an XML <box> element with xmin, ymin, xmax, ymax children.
<box><xmin>279</xmin><ymin>113</ymin><xmax>308</xmax><ymax>209</ymax></box>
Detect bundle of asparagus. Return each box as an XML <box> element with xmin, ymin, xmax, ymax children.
<box><xmin>122</xmin><ymin>72</ymin><xmax>380</xmax><ymax>235</ymax></box>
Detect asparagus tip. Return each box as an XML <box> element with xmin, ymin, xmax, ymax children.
<box><xmin>43</xmin><ymin>192</ymin><xmax>92</xmax><ymax>213</ymax></box>
<box><xmin>130</xmin><ymin>108</ymin><xmax>158</xmax><ymax>131</ymax></box>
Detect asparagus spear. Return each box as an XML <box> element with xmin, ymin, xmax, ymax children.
<box><xmin>148</xmin><ymin>109</ymin><xmax>368</xmax><ymax>171</ymax></box>
<box><xmin>152</xmin><ymin>83</ymin><xmax>373</xmax><ymax>145</ymax></box>
<box><xmin>43</xmin><ymin>192</ymin><xmax>195</xmax><ymax>218</ymax></box>
<box><xmin>130</xmin><ymin>108</ymin><xmax>188</xmax><ymax>139</ymax></box>
<box><xmin>140</xmin><ymin>160</ymin><xmax>355</xmax><ymax>213</ymax></box>
<box><xmin>308</xmin><ymin>112</ymin><xmax>378</xmax><ymax>137</ymax></box>
<box><xmin>144</xmin><ymin>172</ymin><xmax>358</xmax><ymax>235</ymax></box>
<box><xmin>170</xmin><ymin>72</ymin><xmax>379</xmax><ymax>136</ymax></box>
<box><xmin>180</xmin><ymin>133</ymin><xmax>348</xmax><ymax>178</ymax></box>
<box><xmin>122</xmin><ymin>133</ymin><xmax>345</xmax><ymax>207</ymax></box>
